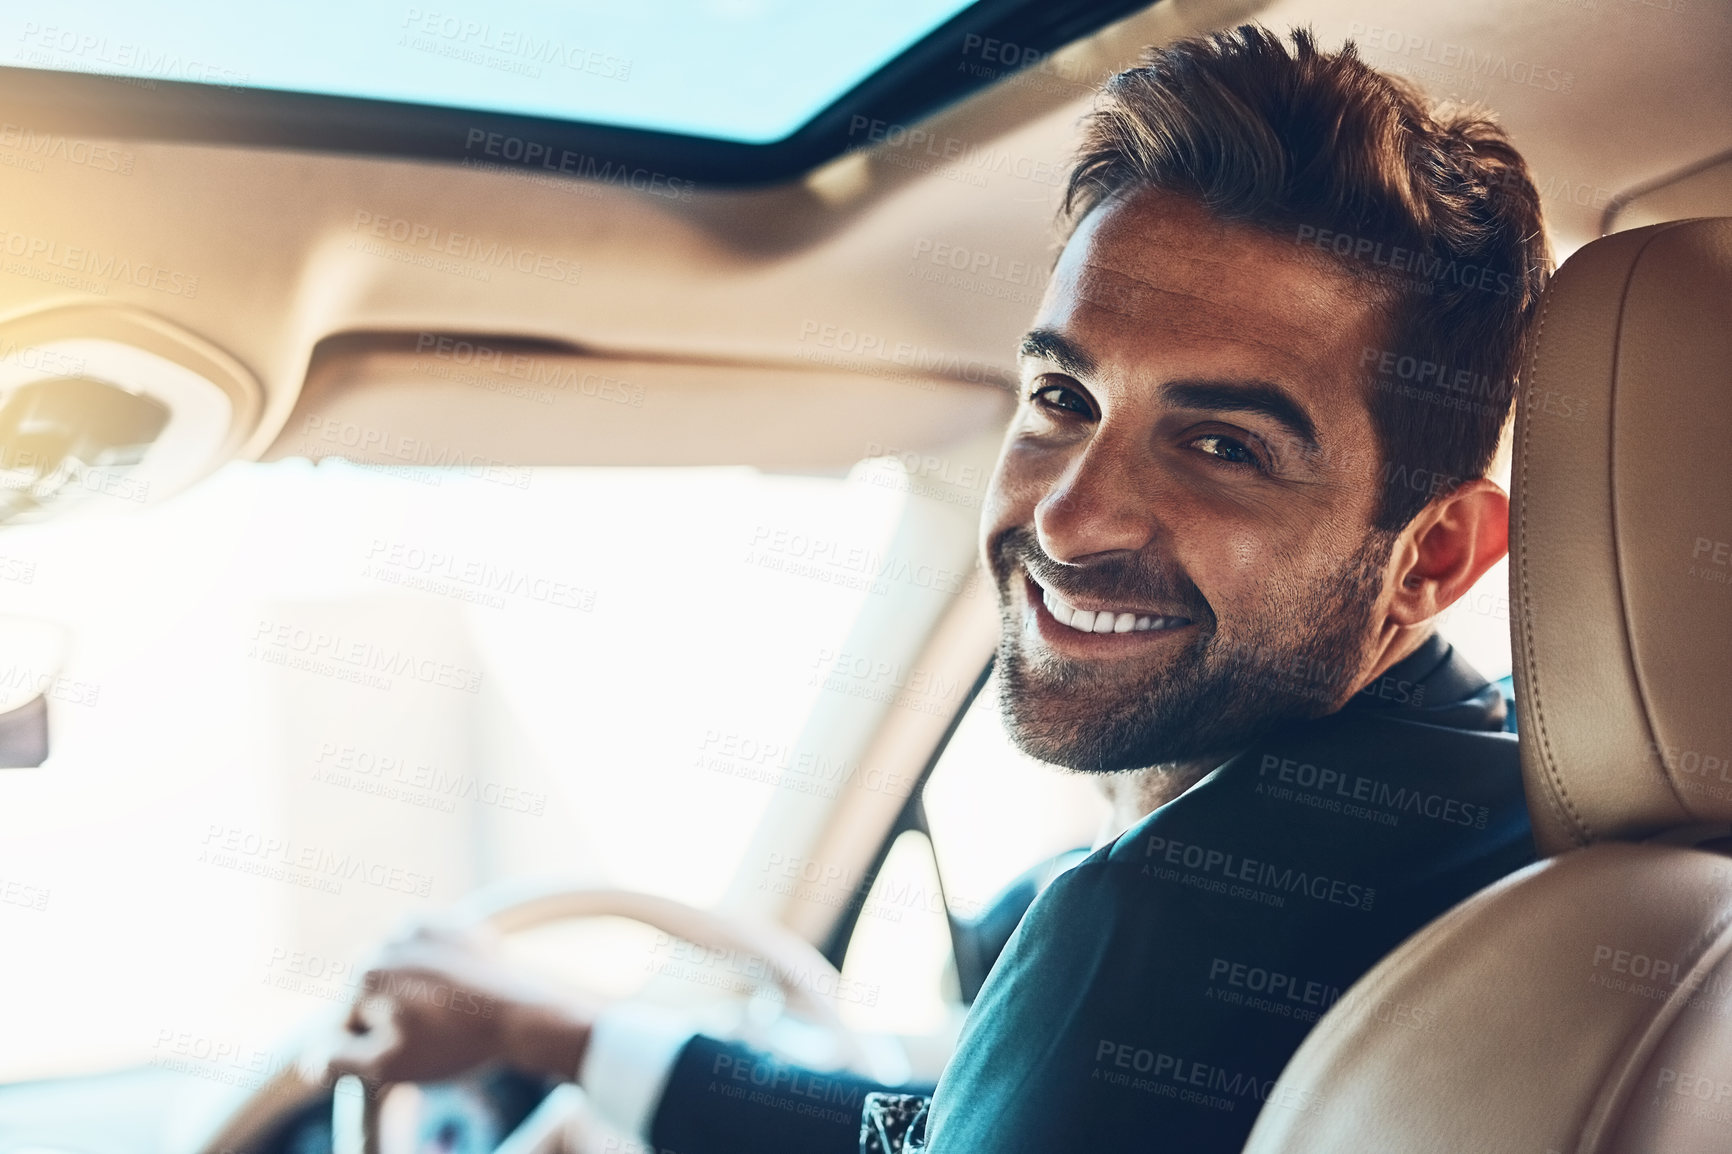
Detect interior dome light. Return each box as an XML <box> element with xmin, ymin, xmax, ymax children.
<box><xmin>0</xmin><ymin>304</ymin><xmax>262</xmax><ymax>524</ymax></box>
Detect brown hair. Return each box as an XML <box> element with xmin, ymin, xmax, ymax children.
<box><xmin>1064</xmin><ymin>25</ymin><xmax>1550</xmax><ymax>531</ymax></box>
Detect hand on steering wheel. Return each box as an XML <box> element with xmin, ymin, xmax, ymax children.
<box><xmin>197</xmin><ymin>886</ymin><xmax>910</xmax><ymax>1154</ymax></box>
<box><xmin>321</xmin><ymin>917</ymin><xmax>599</xmax><ymax>1088</ymax></box>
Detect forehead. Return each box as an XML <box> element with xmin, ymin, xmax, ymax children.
<box><xmin>1036</xmin><ymin>192</ymin><xmax>1387</xmax><ymax>408</ymax></box>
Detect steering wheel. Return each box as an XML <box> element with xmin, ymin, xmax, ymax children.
<box><xmin>195</xmin><ymin>883</ymin><xmax>907</xmax><ymax>1154</ymax></box>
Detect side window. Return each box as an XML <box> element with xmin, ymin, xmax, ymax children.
<box><xmin>837</xmin><ymin>669</ymin><xmax>1108</xmax><ymax>1042</ymax></box>
<box><xmin>920</xmin><ymin>669</ymin><xmax>1111</xmax><ymax>921</ymax></box>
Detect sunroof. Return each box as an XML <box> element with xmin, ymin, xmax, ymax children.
<box><xmin>4</xmin><ymin>0</ymin><xmax>980</xmax><ymax>144</ymax></box>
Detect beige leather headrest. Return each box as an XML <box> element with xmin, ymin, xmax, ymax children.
<box><xmin>1512</xmin><ymin>218</ymin><xmax>1732</xmax><ymax>856</ymax></box>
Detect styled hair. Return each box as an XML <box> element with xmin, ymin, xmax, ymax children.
<box><xmin>1065</xmin><ymin>25</ymin><xmax>1551</xmax><ymax>531</ymax></box>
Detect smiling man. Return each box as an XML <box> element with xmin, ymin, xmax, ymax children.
<box><xmin>330</xmin><ymin>26</ymin><xmax>1548</xmax><ymax>1154</ymax></box>
<box><xmin>911</xmin><ymin>26</ymin><xmax>1546</xmax><ymax>1151</ymax></box>
<box><xmin>996</xmin><ymin>191</ymin><xmax>1438</xmax><ymax>782</ymax></box>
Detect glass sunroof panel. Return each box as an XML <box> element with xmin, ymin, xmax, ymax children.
<box><xmin>4</xmin><ymin>0</ymin><xmax>980</xmax><ymax>144</ymax></box>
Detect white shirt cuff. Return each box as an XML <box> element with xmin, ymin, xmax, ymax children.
<box><xmin>577</xmin><ymin>1001</ymin><xmax>700</xmax><ymax>1140</ymax></box>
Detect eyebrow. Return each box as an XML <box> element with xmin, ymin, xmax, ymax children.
<box><xmin>1017</xmin><ymin>328</ymin><xmax>1096</xmax><ymax>381</ymax></box>
<box><xmin>1161</xmin><ymin>380</ymin><xmax>1320</xmax><ymax>454</ymax></box>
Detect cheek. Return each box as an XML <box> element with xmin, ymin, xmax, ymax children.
<box><xmin>984</xmin><ymin>440</ymin><xmax>1061</xmax><ymax>531</ymax></box>
<box><xmin>1180</xmin><ymin>524</ymin><xmax>1272</xmax><ymax>604</ymax></box>
<box><xmin>1177</xmin><ymin>514</ymin><xmax>1348</xmax><ymax>615</ymax></box>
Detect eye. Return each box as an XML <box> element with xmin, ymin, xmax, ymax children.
<box><xmin>1028</xmin><ymin>381</ymin><xmax>1093</xmax><ymax>417</ymax></box>
<box><xmin>1189</xmin><ymin>432</ymin><xmax>1264</xmax><ymax>469</ymax></box>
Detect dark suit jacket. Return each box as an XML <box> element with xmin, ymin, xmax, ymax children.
<box><xmin>652</xmin><ymin>633</ymin><xmax>1534</xmax><ymax>1153</ymax></box>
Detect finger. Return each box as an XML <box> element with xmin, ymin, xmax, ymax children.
<box><xmin>325</xmin><ymin>997</ymin><xmax>402</xmax><ymax>1078</ymax></box>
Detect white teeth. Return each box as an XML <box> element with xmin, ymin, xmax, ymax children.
<box><xmin>1034</xmin><ymin>578</ymin><xmax>1189</xmax><ymax>636</ymax></box>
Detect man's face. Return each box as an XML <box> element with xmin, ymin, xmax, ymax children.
<box><xmin>983</xmin><ymin>191</ymin><xmax>1401</xmax><ymax>774</ymax></box>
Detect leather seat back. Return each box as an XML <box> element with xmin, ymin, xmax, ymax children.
<box><xmin>1243</xmin><ymin>218</ymin><xmax>1732</xmax><ymax>1153</ymax></box>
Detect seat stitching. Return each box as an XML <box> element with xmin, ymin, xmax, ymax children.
<box><xmin>1606</xmin><ymin>223</ymin><xmax>1701</xmax><ymax>822</ymax></box>
<box><xmin>1517</xmin><ymin>280</ymin><xmax>1592</xmax><ymax>848</ymax></box>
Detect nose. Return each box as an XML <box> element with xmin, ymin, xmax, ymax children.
<box><xmin>1033</xmin><ymin>431</ymin><xmax>1164</xmax><ymax>565</ymax></box>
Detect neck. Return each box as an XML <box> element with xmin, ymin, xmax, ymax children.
<box><xmin>1094</xmin><ymin>757</ymin><xmax>1218</xmax><ymax>846</ymax></box>
<box><xmin>1363</xmin><ymin>623</ymin><xmax>1436</xmax><ymax>689</ymax></box>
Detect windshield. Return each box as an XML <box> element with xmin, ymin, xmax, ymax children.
<box><xmin>0</xmin><ymin>455</ymin><xmax>936</xmax><ymax>1082</ymax></box>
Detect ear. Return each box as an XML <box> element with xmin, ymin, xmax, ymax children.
<box><xmin>1385</xmin><ymin>478</ymin><xmax>1509</xmax><ymax>627</ymax></box>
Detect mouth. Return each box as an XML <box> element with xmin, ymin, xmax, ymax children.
<box><xmin>1020</xmin><ymin>569</ymin><xmax>1196</xmax><ymax>654</ymax></box>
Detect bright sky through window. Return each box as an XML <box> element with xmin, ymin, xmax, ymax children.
<box><xmin>4</xmin><ymin>1</ymin><xmax>978</xmax><ymax>143</ymax></box>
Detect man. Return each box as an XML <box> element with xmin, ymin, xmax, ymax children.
<box><xmin>328</xmin><ymin>26</ymin><xmax>1548</xmax><ymax>1152</ymax></box>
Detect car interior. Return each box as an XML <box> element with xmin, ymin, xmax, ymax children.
<box><xmin>1245</xmin><ymin>215</ymin><xmax>1732</xmax><ymax>1154</ymax></box>
<box><xmin>0</xmin><ymin>1</ymin><xmax>1728</xmax><ymax>1151</ymax></box>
